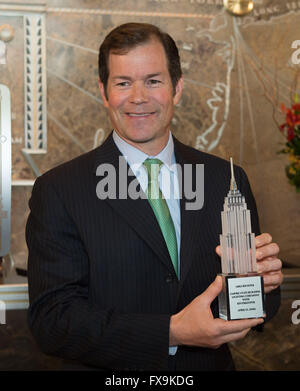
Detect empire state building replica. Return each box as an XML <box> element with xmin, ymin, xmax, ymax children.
<box><xmin>218</xmin><ymin>158</ymin><xmax>265</xmax><ymax>320</ymax></box>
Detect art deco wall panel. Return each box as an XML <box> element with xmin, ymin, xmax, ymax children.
<box><xmin>0</xmin><ymin>84</ymin><xmax>11</xmax><ymax>258</ymax></box>
<box><xmin>0</xmin><ymin>0</ymin><xmax>299</xmax><ymax>273</ymax></box>
<box><xmin>23</xmin><ymin>13</ymin><xmax>47</xmax><ymax>153</ymax></box>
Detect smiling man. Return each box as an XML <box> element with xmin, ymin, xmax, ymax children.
<box><xmin>98</xmin><ymin>36</ymin><xmax>183</xmax><ymax>156</ymax></box>
<box><xmin>26</xmin><ymin>23</ymin><xmax>282</xmax><ymax>371</ymax></box>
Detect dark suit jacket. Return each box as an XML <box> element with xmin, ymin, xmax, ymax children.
<box><xmin>26</xmin><ymin>133</ymin><xmax>280</xmax><ymax>371</ymax></box>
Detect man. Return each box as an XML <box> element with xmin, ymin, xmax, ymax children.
<box><xmin>26</xmin><ymin>23</ymin><xmax>283</xmax><ymax>371</ymax></box>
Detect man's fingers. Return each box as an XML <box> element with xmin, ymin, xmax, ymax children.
<box><xmin>257</xmin><ymin>257</ymin><xmax>282</xmax><ymax>273</ymax></box>
<box><xmin>216</xmin><ymin>317</ymin><xmax>264</xmax><ymax>336</ymax></box>
<box><xmin>256</xmin><ymin>243</ymin><xmax>280</xmax><ymax>260</ymax></box>
<box><xmin>210</xmin><ymin>318</ymin><xmax>264</xmax><ymax>346</ymax></box>
<box><xmin>255</xmin><ymin>233</ymin><xmax>272</xmax><ymax>248</ymax></box>
<box><xmin>221</xmin><ymin>328</ymin><xmax>252</xmax><ymax>345</ymax></box>
<box><xmin>263</xmin><ymin>271</ymin><xmax>284</xmax><ymax>287</ymax></box>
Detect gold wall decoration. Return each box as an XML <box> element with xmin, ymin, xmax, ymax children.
<box><xmin>224</xmin><ymin>0</ymin><xmax>254</xmax><ymax>16</ymax></box>
<box><xmin>0</xmin><ymin>24</ymin><xmax>14</xmax><ymax>42</ymax></box>
<box><xmin>0</xmin><ymin>24</ymin><xmax>14</xmax><ymax>65</ymax></box>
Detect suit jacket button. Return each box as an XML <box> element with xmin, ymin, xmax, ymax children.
<box><xmin>165</xmin><ymin>274</ymin><xmax>173</xmax><ymax>283</ymax></box>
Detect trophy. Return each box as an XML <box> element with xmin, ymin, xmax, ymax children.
<box><xmin>218</xmin><ymin>158</ymin><xmax>265</xmax><ymax>320</ymax></box>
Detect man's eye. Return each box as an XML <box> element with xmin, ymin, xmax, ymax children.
<box><xmin>116</xmin><ymin>81</ymin><xmax>130</xmax><ymax>87</ymax></box>
<box><xmin>147</xmin><ymin>79</ymin><xmax>161</xmax><ymax>86</ymax></box>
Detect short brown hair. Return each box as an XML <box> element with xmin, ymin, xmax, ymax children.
<box><xmin>98</xmin><ymin>23</ymin><xmax>182</xmax><ymax>96</ymax></box>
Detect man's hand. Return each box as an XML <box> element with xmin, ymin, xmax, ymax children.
<box><xmin>169</xmin><ymin>276</ymin><xmax>264</xmax><ymax>349</ymax></box>
<box><xmin>216</xmin><ymin>233</ymin><xmax>283</xmax><ymax>294</ymax></box>
<box><xmin>254</xmin><ymin>233</ymin><xmax>283</xmax><ymax>293</ymax></box>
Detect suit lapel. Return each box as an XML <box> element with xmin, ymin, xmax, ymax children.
<box><xmin>93</xmin><ymin>133</ymin><xmax>175</xmax><ymax>275</ymax></box>
<box><xmin>174</xmin><ymin>138</ymin><xmax>205</xmax><ymax>284</ymax></box>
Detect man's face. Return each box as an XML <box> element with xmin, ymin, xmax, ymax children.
<box><xmin>99</xmin><ymin>39</ymin><xmax>183</xmax><ymax>155</ymax></box>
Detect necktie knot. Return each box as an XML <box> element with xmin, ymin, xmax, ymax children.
<box><xmin>143</xmin><ymin>158</ymin><xmax>163</xmax><ymax>182</ymax></box>
<box><xmin>143</xmin><ymin>159</ymin><xmax>163</xmax><ymax>199</ymax></box>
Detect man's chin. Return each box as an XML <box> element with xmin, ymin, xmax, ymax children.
<box><xmin>114</xmin><ymin>130</ymin><xmax>169</xmax><ymax>154</ymax></box>
<box><xmin>117</xmin><ymin>132</ymin><xmax>155</xmax><ymax>145</ymax></box>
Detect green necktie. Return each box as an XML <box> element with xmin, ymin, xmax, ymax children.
<box><xmin>143</xmin><ymin>158</ymin><xmax>178</xmax><ymax>277</ymax></box>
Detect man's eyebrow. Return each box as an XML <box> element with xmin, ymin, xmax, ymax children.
<box><xmin>111</xmin><ymin>73</ymin><xmax>163</xmax><ymax>80</ymax></box>
<box><xmin>146</xmin><ymin>73</ymin><xmax>163</xmax><ymax>78</ymax></box>
<box><xmin>111</xmin><ymin>76</ymin><xmax>131</xmax><ymax>80</ymax></box>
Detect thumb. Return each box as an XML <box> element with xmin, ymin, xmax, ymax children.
<box><xmin>215</xmin><ymin>245</ymin><xmax>221</xmax><ymax>257</ymax></box>
<box><xmin>201</xmin><ymin>275</ymin><xmax>223</xmax><ymax>306</ymax></box>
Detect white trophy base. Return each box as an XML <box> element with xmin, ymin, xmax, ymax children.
<box><xmin>218</xmin><ymin>273</ymin><xmax>266</xmax><ymax>320</ymax></box>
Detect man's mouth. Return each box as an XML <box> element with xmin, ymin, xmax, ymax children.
<box><xmin>126</xmin><ymin>112</ymin><xmax>155</xmax><ymax>117</ymax></box>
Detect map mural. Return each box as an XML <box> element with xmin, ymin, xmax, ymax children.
<box><xmin>0</xmin><ymin>0</ymin><xmax>299</xmax><ymax>271</ymax></box>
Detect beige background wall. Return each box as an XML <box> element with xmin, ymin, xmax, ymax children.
<box><xmin>1</xmin><ymin>0</ymin><xmax>299</xmax><ymax>270</ymax></box>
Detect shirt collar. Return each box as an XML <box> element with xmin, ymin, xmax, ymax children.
<box><xmin>112</xmin><ymin>131</ymin><xmax>176</xmax><ymax>173</ymax></box>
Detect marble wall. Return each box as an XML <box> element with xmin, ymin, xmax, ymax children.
<box><xmin>0</xmin><ymin>0</ymin><xmax>299</xmax><ymax>270</ymax></box>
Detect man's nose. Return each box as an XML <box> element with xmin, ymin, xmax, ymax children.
<box><xmin>129</xmin><ymin>82</ymin><xmax>148</xmax><ymax>104</ymax></box>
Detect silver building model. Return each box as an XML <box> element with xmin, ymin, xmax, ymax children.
<box><xmin>220</xmin><ymin>158</ymin><xmax>257</xmax><ymax>275</ymax></box>
<box><xmin>218</xmin><ymin>158</ymin><xmax>265</xmax><ymax>320</ymax></box>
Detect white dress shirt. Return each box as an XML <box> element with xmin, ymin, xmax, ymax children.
<box><xmin>112</xmin><ymin>130</ymin><xmax>181</xmax><ymax>275</ymax></box>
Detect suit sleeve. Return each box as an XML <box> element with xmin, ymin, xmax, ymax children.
<box><xmin>237</xmin><ymin>166</ymin><xmax>281</xmax><ymax>324</ymax></box>
<box><xmin>26</xmin><ymin>175</ymin><xmax>170</xmax><ymax>370</ymax></box>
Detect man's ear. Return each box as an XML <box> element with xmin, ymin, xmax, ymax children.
<box><xmin>173</xmin><ymin>76</ymin><xmax>184</xmax><ymax>106</ymax></box>
<box><xmin>98</xmin><ymin>79</ymin><xmax>109</xmax><ymax>108</ymax></box>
